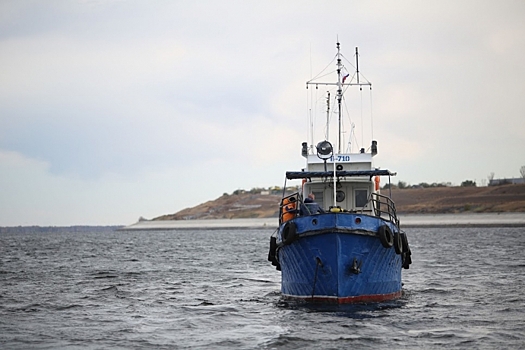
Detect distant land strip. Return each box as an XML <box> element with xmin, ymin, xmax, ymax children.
<box><xmin>151</xmin><ymin>184</ymin><xmax>525</xmax><ymax>221</ymax></box>
<box><xmin>122</xmin><ymin>213</ymin><xmax>525</xmax><ymax>231</ymax></box>
<box><xmin>0</xmin><ymin>226</ymin><xmax>123</xmax><ymax>234</ymax></box>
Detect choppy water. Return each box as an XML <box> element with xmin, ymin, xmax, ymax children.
<box><xmin>1</xmin><ymin>226</ymin><xmax>524</xmax><ymax>349</ymax></box>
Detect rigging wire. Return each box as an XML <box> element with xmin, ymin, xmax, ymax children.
<box><xmin>306</xmin><ymin>47</ymin><xmax>374</xmax><ymax>152</ymax></box>
<box><xmin>308</xmin><ymin>70</ymin><xmax>338</xmax><ymax>83</ymax></box>
<box><xmin>308</xmin><ymin>84</ymin><xmax>337</xmax><ymax>146</ymax></box>
<box><xmin>360</xmin><ymin>86</ymin><xmax>364</xmax><ymax>148</ymax></box>
<box><xmin>306</xmin><ymin>54</ymin><xmax>337</xmax><ymax>83</ymax></box>
<box><xmin>340</xmin><ymin>53</ymin><xmax>372</xmax><ymax>85</ymax></box>
<box><xmin>341</xmin><ymin>88</ymin><xmax>360</xmax><ymax>152</ymax></box>
<box><xmin>340</xmin><ymin>54</ymin><xmax>356</xmax><ymax>70</ymax></box>
<box><xmin>325</xmin><ymin>88</ymin><xmax>336</xmax><ymax>141</ymax></box>
<box><xmin>370</xmin><ymin>87</ymin><xmax>374</xmax><ymax>141</ymax></box>
<box><xmin>307</xmin><ymin>87</ymin><xmax>312</xmax><ymax>151</ymax></box>
<box><xmin>308</xmin><ymin>43</ymin><xmax>313</xmax><ymax>150</ymax></box>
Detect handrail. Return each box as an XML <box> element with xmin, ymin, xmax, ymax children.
<box><xmin>361</xmin><ymin>193</ymin><xmax>399</xmax><ymax>226</ymax></box>
<box><xmin>286</xmin><ymin>169</ymin><xmax>395</xmax><ymax>180</ymax></box>
<box><xmin>280</xmin><ymin>191</ymin><xmax>399</xmax><ymax>227</ymax></box>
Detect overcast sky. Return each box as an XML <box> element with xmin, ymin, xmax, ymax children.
<box><xmin>1</xmin><ymin>1</ymin><xmax>524</xmax><ymax>226</ymax></box>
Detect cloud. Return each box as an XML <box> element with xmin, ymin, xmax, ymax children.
<box><xmin>1</xmin><ymin>0</ymin><xmax>525</xmax><ymax>225</ymax></box>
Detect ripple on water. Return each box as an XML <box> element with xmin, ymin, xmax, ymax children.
<box><xmin>0</xmin><ymin>227</ymin><xmax>524</xmax><ymax>349</ymax></box>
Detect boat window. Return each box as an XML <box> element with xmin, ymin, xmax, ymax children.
<box><xmin>336</xmin><ymin>190</ymin><xmax>345</xmax><ymax>202</ymax></box>
<box><xmin>355</xmin><ymin>189</ymin><xmax>368</xmax><ymax>207</ymax></box>
<box><xmin>312</xmin><ymin>190</ymin><xmax>324</xmax><ymax>209</ymax></box>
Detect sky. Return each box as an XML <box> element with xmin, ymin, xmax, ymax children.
<box><xmin>1</xmin><ymin>0</ymin><xmax>524</xmax><ymax>226</ymax></box>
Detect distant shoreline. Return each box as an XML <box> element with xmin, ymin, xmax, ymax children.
<box><xmin>3</xmin><ymin>213</ymin><xmax>524</xmax><ymax>232</ymax></box>
<box><xmin>153</xmin><ymin>184</ymin><xmax>525</xmax><ymax>221</ymax></box>
<box><xmin>0</xmin><ymin>226</ymin><xmax>124</xmax><ymax>234</ymax></box>
<box><xmin>121</xmin><ymin>212</ymin><xmax>525</xmax><ymax>230</ymax></box>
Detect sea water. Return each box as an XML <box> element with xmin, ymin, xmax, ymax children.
<box><xmin>1</xmin><ymin>226</ymin><xmax>524</xmax><ymax>349</ymax></box>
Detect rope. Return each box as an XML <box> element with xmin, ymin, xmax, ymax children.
<box><xmin>311</xmin><ymin>257</ymin><xmax>323</xmax><ymax>298</ymax></box>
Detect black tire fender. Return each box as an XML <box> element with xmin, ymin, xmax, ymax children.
<box><xmin>378</xmin><ymin>225</ymin><xmax>394</xmax><ymax>248</ymax></box>
<box><xmin>267</xmin><ymin>236</ymin><xmax>277</xmax><ymax>261</ymax></box>
<box><xmin>393</xmin><ymin>231</ymin><xmax>403</xmax><ymax>255</ymax></box>
<box><xmin>282</xmin><ymin>221</ymin><xmax>298</xmax><ymax>245</ymax></box>
<box><xmin>400</xmin><ymin>231</ymin><xmax>412</xmax><ymax>269</ymax></box>
<box><xmin>400</xmin><ymin>231</ymin><xmax>410</xmax><ymax>252</ymax></box>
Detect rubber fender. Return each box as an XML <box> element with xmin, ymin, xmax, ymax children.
<box><xmin>267</xmin><ymin>236</ymin><xmax>277</xmax><ymax>262</ymax></box>
<box><xmin>282</xmin><ymin>221</ymin><xmax>298</xmax><ymax>245</ymax></box>
<box><xmin>402</xmin><ymin>250</ymin><xmax>412</xmax><ymax>269</ymax></box>
<box><xmin>401</xmin><ymin>232</ymin><xmax>412</xmax><ymax>269</ymax></box>
<box><xmin>400</xmin><ymin>231</ymin><xmax>410</xmax><ymax>252</ymax></box>
<box><xmin>393</xmin><ymin>232</ymin><xmax>403</xmax><ymax>254</ymax></box>
<box><xmin>378</xmin><ymin>225</ymin><xmax>394</xmax><ymax>248</ymax></box>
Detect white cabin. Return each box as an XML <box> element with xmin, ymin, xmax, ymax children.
<box><xmin>302</xmin><ymin>152</ymin><xmax>377</xmax><ymax>212</ymax></box>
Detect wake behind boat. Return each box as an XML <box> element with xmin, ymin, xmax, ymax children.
<box><xmin>267</xmin><ymin>42</ymin><xmax>412</xmax><ymax>303</ymax></box>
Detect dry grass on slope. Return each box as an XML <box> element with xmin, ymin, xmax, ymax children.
<box><xmin>390</xmin><ymin>184</ymin><xmax>525</xmax><ymax>213</ymax></box>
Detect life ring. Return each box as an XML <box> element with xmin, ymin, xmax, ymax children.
<box><xmin>393</xmin><ymin>232</ymin><xmax>403</xmax><ymax>255</ymax></box>
<box><xmin>282</xmin><ymin>221</ymin><xmax>298</xmax><ymax>245</ymax></box>
<box><xmin>378</xmin><ymin>225</ymin><xmax>394</xmax><ymax>248</ymax></box>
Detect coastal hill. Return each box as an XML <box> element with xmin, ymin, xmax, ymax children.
<box><xmin>153</xmin><ymin>184</ymin><xmax>525</xmax><ymax>221</ymax></box>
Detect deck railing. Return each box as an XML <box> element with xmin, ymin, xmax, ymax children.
<box><xmin>278</xmin><ymin>191</ymin><xmax>399</xmax><ymax>227</ymax></box>
<box><xmin>362</xmin><ymin>192</ymin><xmax>399</xmax><ymax>226</ymax></box>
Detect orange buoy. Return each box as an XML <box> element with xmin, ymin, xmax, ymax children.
<box><xmin>281</xmin><ymin>197</ymin><xmax>297</xmax><ymax>222</ymax></box>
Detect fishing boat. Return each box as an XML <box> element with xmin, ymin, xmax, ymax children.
<box><xmin>267</xmin><ymin>42</ymin><xmax>412</xmax><ymax>303</ymax></box>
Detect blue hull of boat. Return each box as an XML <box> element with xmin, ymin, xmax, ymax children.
<box><xmin>277</xmin><ymin>213</ymin><xmax>402</xmax><ymax>303</ymax></box>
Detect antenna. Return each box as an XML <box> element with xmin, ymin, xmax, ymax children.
<box><xmin>336</xmin><ymin>41</ymin><xmax>343</xmax><ymax>154</ymax></box>
<box><xmin>326</xmin><ymin>91</ymin><xmax>330</xmax><ymax>140</ymax></box>
<box><xmin>356</xmin><ymin>47</ymin><xmax>360</xmax><ymax>86</ymax></box>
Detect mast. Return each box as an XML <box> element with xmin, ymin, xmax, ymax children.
<box><xmin>356</xmin><ymin>47</ymin><xmax>360</xmax><ymax>85</ymax></box>
<box><xmin>326</xmin><ymin>91</ymin><xmax>330</xmax><ymax>140</ymax></box>
<box><xmin>304</xmin><ymin>42</ymin><xmax>374</xmax><ymax>209</ymax></box>
<box><xmin>336</xmin><ymin>42</ymin><xmax>343</xmax><ymax>154</ymax></box>
<box><xmin>305</xmin><ymin>42</ymin><xmax>372</xmax><ymax>153</ymax></box>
